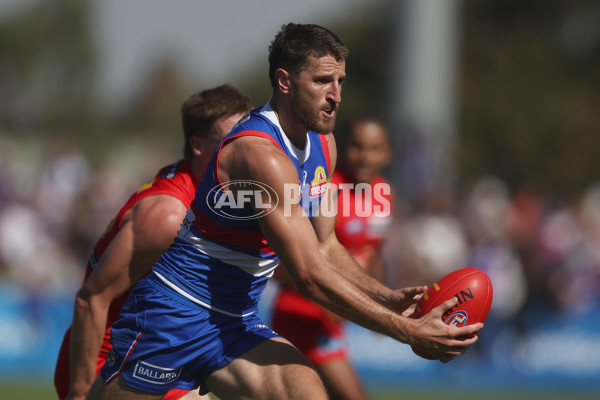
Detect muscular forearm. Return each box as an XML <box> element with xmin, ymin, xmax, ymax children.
<box><xmin>296</xmin><ymin>262</ymin><xmax>412</xmax><ymax>344</ymax></box>
<box><xmin>68</xmin><ymin>292</ymin><xmax>109</xmax><ymax>399</ymax></box>
<box><xmin>320</xmin><ymin>241</ymin><xmax>393</xmax><ymax>307</ymax></box>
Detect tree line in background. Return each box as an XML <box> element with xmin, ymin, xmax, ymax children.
<box><xmin>1</xmin><ymin>0</ymin><xmax>599</xmax><ymax>198</ymax></box>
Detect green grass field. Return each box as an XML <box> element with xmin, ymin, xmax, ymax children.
<box><xmin>2</xmin><ymin>383</ymin><xmax>57</xmax><ymax>399</ymax></box>
<box><xmin>3</xmin><ymin>382</ymin><xmax>596</xmax><ymax>400</ymax></box>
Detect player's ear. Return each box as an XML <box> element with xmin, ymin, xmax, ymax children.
<box><xmin>189</xmin><ymin>135</ymin><xmax>204</xmax><ymax>157</ymax></box>
<box><xmin>275</xmin><ymin>68</ymin><xmax>291</xmax><ymax>94</ymax></box>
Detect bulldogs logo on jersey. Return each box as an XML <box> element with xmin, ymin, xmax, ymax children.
<box><xmin>310</xmin><ymin>166</ymin><xmax>327</xmax><ymax>198</ymax></box>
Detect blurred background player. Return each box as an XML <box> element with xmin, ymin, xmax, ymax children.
<box><xmin>271</xmin><ymin>116</ymin><xmax>393</xmax><ymax>400</ymax></box>
<box><xmin>53</xmin><ymin>83</ymin><xmax>252</xmax><ymax>400</ymax></box>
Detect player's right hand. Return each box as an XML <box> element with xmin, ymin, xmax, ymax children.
<box><xmin>408</xmin><ymin>297</ymin><xmax>483</xmax><ymax>362</ymax></box>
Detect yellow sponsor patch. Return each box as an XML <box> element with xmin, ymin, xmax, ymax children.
<box><xmin>311</xmin><ymin>166</ymin><xmax>327</xmax><ymax>185</ymax></box>
<box><xmin>309</xmin><ymin>166</ymin><xmax>327</xmax><ymax>197</ymax></box>
<box><xmin>137</xmin><ymin>179</ymin><xmax>155</xmax><ymax>193</ymax></box>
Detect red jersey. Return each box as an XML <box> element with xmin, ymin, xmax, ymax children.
<box><xmin>332</xmin><ymin>169</ymin><xmax>393</xmax><ymax>269</ymax></box>
<box><xmin>54</xmin><ymin>160</ymin><xmax>198</xmax><ymax>400</ymax></box>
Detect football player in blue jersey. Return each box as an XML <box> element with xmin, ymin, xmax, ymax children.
<box><xmin>89</xmin><ymin>23</ymin><xmax>483</xmax><ymax>400</ymax></box>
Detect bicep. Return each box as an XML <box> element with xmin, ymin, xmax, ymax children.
<box><xmin>253</xmin><ymin>165</ymin><xmax>322</xmax><ymax>269</ymax></box>
<box><xmin>81</xmin><ymin>195</ymin><xmax>187</xmax><ymax>301</ymax></box>
<box><xmin>131</xmin><ymin>195</ymin><xmax>187</xmax><ymax>257</ymax></box>
<box><xmin>225</xmin><ymin>140</ymin><xmax>325</xmax><ymax>279</ymax></box>
<box><xmin>257</xmin><ymin>199</ymin><xmax>325</xmax><ymax>285</ymax></box>
<box><xmin>221</xmin><ymin>136</ymin><xmax>339</xmax><ymax>285</ymax></box>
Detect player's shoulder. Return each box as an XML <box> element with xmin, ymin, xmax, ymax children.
<box><xmin>146</xmin><ymin>161</ymin><xmax>193</xmax><ymax>190</ymax></box>
<box><xmin>134</xmin><ymin>192</ymin><xmax>187</xmax><ymax>215</ymax></box>
<box><xmin>225</xmin><ymin>107</ymin><xmax>287</xmax><ymax>159</ymax></box>
<box><xmin>130</xmin><ymin>160</ymin><xmax>195</xmax><ymax>206</ymax></box>
<box><xmin>228</xmin><ymin>134</ymin><xmax>290</xmax><ymax>171</ymax></box>
<box><xmin>229</xmin><ymin>106</ymin><xmax>276</xmax><ymax>134</ymax></box>
<box><xmin>155</xmin><ymin>160</ymin><xmax>193</xmax><ymax>181</ymax></box>
<box><xmin>220</xmin><ymin>135</ymin><xmax>295</xmax><ymax>184</ymax></box>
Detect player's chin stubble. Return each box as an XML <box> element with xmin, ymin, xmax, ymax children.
<box><xmin>293</xmin><ymin>93</ymin><xmax>337</xmax><ymax>134</ymax></box>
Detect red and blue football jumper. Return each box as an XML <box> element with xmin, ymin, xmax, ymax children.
<box><xmin>99</xmin><ymin>103</ymin><xmax>332</xmax><ymax>395</ymax></box>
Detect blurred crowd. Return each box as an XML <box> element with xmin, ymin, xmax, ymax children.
<box><xmin>383</xmin><ymin>173</ymin><xmax>600</xmax><ymax>359</ymax></box>
<box><xmin>1</xmin><ymin>135</ymin><xmax>599</xmax><ymax>357</ymax></box>
<box><xmin>0</xmin><ymin>137</ymin><xmax>139</xmax><ymax>294</ymax></box>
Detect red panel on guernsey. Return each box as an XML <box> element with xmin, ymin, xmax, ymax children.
<box><xmin>190</xmin><ymin>201</ymin><xmax>276</xmax><ymax>255</ymax></box>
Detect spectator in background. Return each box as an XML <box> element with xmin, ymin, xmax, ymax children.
<box><xmin>571</xmin><ymin>184</ymin><xmax>600</xmax><ymax>312</ymax></box>
<box><xmin>53</xmin><ymin>83</ymin><xmax>252</xmax><ymax>400</ymax></box>
<box><xmin>536</xmin><ymin>183</ymin><xmax>600</xmax><ymax>316</ymax></box>
<box><xmin>67</xmin><ymin>165</ymin><xmax>133</xmax><ymax>266</ymax></box>
<box><xmin>271</xmin><ymin>116</ymin><xmax>393</xmax><ymax>400</ymax></box>
<box><xmin>505</xmin><ymin>181</ymin><xmax>545</xmax><ymax>323</ymax></box>
<box><xmin>0</xmin><ymin>138</ymin><xmax>82</xmax><ymax>291</ymax></box>
<box><xmin>0</xmin><ymin>138</ymin><xmax>21</xmax><ymax>211</ymax></box>
<box><xmin>35</xmin><ymin>142</ymin><xmax>91</xmax><ymax>239</ymax></box>
<box><xmin>401</xmin><ymin>185</ymin><xmax>469</xmax><ymax>285</ymax></box>
<box><xmin>461</xmin><ymin>176</ymin><xmax>527</xmax><ymax>358</ymax></box>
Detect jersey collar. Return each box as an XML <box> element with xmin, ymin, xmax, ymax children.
<box><xmin>261</xmin><ymin>101</ymin><xmax>311</xmax><ymax>166</ymax></box>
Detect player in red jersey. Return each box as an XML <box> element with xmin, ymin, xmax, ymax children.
<box><xmin>271</xmin><ymin>116</ymin><xmax>393</xmax><ymax>400</ymax></box>
<box><xmin>53</xmin><ymin>84</ymin><xmax>252</xmax><ymax>400</ymax></box>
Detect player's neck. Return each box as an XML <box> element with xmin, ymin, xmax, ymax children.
<box><xmin>270</xmin><ymin>97</ymin><xmax>307</xmax><ymax>149</ymax></box>
<box><xmin>190</xmin><ymin>156</ymin><xmax>209</xmax><ymax>183</ymax></box>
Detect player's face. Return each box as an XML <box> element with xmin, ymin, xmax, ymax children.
<box><xmin>291</xmin><ymin>55</ymin><xmax>346</xmax><ymax>134</ymax></box>
<box><xmin>344</xmin><ymin>121</ymin><xmax>391</xmax><ymax>184</ymax></box>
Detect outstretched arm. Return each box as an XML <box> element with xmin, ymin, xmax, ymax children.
<box><xmin>312</xmin><ymin>134</ymin><xmax>420</xmax><ymax>314</ymax></box>
<box><xmin>219</xmin><ymin>134</ymin><xmax>482</xmax><ymax>362</ymax></box>
<box><xmin>67</xmin><ymin>195</ymin><xmax>186</xmax><ymax>400</ymax></box>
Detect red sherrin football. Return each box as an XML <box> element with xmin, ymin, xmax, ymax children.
<box><xmin>411</xmin><ymin>267</ymin><xmax>493</xmax><ymax>360</ymax></box>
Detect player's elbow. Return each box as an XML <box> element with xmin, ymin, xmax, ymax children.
<box><xmin>292</xmin><ymin>269</ymin><xmax>323</xmax><ymax>302</ymax></box>
<box><xmin>74</xmin><ymin>285</ymin><xmax>110</xmax><ymax>312</ymax></box>
<box><xmin>74</xmin><ymin>286</ymin><xmax>94</xmax><ymax>312</ymax></box>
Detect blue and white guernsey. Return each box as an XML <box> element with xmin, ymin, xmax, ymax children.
<box><xmin>148</xmin><ymin>103</ymin><xmax>331</xmax><ymax>317</ymax></box>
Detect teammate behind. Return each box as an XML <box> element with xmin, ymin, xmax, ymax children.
<box><xmin>53</xmin><ymin>84</ymin><xmax>252</xmax><ymax>400</ymax></box>
<box><xmin>89</xmin><ymin>23</ymin><xmax>482</xmax><ymax>400</ymax></box>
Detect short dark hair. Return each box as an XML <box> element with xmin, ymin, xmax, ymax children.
<box><xmin>268</xmin><ymin>23</ymin><xmax>349</xmax><ymax>88</ymax></box>
<box><xmin>340</xmin><ymin>115</ymin><xmax>389</xmax><ymax>148</ymax></box>
<box><xmin>181</xmin><ymin>83</ymin><xmax>252</xmax><ymax>160</ymax></box>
